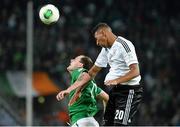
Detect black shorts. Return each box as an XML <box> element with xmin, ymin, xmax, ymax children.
<box><xmin>104</xmin><ymin>84</ymin><xmax>143</xmax><ymax>126</ymax></box>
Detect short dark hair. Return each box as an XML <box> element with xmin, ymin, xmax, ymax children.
<box><xmin>80</xmin><ymin>56</ymin><xmax>93</xmax><ymax>70</ymax></box>
<box><xmin>91</xmin><ymin>22</ymin><xmax>111</xmax><ymax>34</ymax></box>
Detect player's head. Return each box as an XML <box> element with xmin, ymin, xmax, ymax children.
<box><xmin>67</xmin><ymin>55</ymin><xmax>93</xmax><ymax>71</ymax></box>
<box><xmin>92</xmin><ymin>23</ymin><xmax>113</xmax><ymax>48</ymax></box>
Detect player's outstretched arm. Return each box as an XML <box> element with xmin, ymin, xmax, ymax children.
<box><xmin>67</xmin><ymin>64</ymin><xmax>102</xmax><ymax>93</ymax></box>
<box><xmin>56</xmin><ymin>72</ymin><xmax>91</xmax><ymax>101</ymax></box>
<box><xmin>66</xmin><ymin>72</ymin><xmax>91</xmax><ymax>93</ymax></box>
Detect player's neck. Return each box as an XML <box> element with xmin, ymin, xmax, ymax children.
<box><xmin>109</xmin><ymin>34</ymin><xmax>117</xmax><ymax>46</ymax></box>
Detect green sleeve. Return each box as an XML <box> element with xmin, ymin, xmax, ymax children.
<box><xmin>94</xmin><ymin>86</ymin><xmax>102</xmax><ymax>97</ymax></box>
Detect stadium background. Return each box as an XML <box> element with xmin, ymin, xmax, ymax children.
<box><xmin>0</xmin><ymin>0</ymin><xmax>180</xmax><ymax>126</ymax></box>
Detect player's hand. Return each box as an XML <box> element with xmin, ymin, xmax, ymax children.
<box><xmin>105</xmin><ymin>79</ymin><xmax>118</xmax><ymax>86</ymax></box>
<box><xmin>56</xmin><ymin>89</ymin><xmax>70</xmax><ymax>101</ymax></box>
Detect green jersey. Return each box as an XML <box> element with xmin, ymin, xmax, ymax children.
<box><xmin>68</xmin><ymin>68</ymin><xmax>102</xmax><ymax>124</ymax></box>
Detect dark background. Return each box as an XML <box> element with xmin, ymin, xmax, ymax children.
<box><xmin>0</xmin><ymin>0</ymin><xmax>180</xmax><ymax>125</ymax></box>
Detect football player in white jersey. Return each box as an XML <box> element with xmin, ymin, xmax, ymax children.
<box><xmin>89</xmin><ymin>23</ymin><xmax>143</xmax><ymax>126</ymax></box>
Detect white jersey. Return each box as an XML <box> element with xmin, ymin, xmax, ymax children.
<box><xmin>95</xmin><ymin>36</ymin><xmax>141</xmax><ymax>86</ymax></box>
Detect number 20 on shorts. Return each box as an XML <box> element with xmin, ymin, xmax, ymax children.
<box><xmin>115</xmin><ymin>109</ymin><xmax>124</xmax><ymax>120</ymax></box>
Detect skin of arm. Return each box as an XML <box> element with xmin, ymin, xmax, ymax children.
<box><xmin>105</xmin><ymin>63</ymin><xmax>140</xmax><ymax>85</ymax></box>
<box><xmin>66</xmin><ymin>65</ymin><xmax>102</xmax><ymax>93</ymax></box>
<box><xmin>96</xmin><ymin>90</ymin><xmax>109</xmax><ymax>112</ymax></box>
<box><xmin>88</xmin><ymin>65</ymin><xmax>102</xmax><ymax>78</ymax></box>
<box><xmin>56</xmin><ymin>72</ymin><xmax>90</xmax><ymax>100</ymax></box>
<box><xmin>56</xmin><ymin>65</ymin><xmax>102</xmax><ymax>101</ymax></box>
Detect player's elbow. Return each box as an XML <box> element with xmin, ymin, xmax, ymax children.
<box><xmin>130</xmin><ymin>63</ymin><xmax>140</xmax><ymax>78</ymax></box>
<box><xmin>102</xmin><ymin>91</ymin><xmax>109</xmax><ymax>104</ymax></box>
<box><xmin>97</xmin><ymin>91</ymin><xmax>109</xmax><ymax>104</ymax></box>
<box><xmin>104</xmin><ymin>95</ymin><xmax>109</xmax><ymax>104</ymax></box>
<box><xmin>134</xmin><ymin>68</ymin><xmax>140</xmax><ymax>77</ymax></box>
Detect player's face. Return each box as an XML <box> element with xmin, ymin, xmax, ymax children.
<box><xmin>94</xmin><ymin>29</ymin><xmax>108</xmax><ymax>48</ymax></box>
<box><xmin>67</xmin><ymin>56</ymin><xmax>83</xmax><ymax>71</ymax></box>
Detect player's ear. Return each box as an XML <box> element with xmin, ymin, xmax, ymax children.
<box><xmin>101</xmin><ymin>29</ymin><xmax>105</xmax><ymax>35</ymax></box>
<box><xmin>101</xmin><ymin>29</ymin><xmax>106</xmax><ymax>37</ymax></box>
<box><xmin>102</xmin><ymin>28</ymin><xmax>108</xmax><ymax>37</ymax></box>
<box><xmin>79</xmin><ymin>63</ymin><xmax>83</xmax><ymax>68</ymax></box>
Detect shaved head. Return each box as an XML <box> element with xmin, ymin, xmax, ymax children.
<box><xmin>92</xmin><ymin>22</ymin><xmax>117</xmax><ymax>48</ymax></box>
<box><xmin>92</xmin><ymin>23</ymin><xmax>112</xmax><ymax>35</ymax></box>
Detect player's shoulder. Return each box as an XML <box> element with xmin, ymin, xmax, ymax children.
<box><xmin>78</xmin><ymin>68</ymin><xmax>89</xmax><ymax>75</ymax></box>
<box><xmin>116</xmin><ymin>36</ymin><xmax>133</xmax><ymax>44</ymax></box>
<box><xmin>72</xmin><ymin>68</ymin><xmax>86</xmax><ymax>75</ymax></box>
<box><xmin>115</xmin><ymin>36</ymin><xmax>135</xmax><ymax>49</ymax></box>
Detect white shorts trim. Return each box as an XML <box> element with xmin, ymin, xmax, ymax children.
<box><xmin>71</xmin><ymin>117</ymin><xmax>99</xmax><ymax>127</ymax></box>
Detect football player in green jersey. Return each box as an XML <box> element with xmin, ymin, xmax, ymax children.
<box><xmin>56</xmin><ymin>55</ymin><xmax>109</xmax><ymax>127</ymax></box>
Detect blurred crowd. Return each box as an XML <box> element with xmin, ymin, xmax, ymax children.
<box><xmin>0</xmin><ymin>0</ymin><xmax>180</xmax><ymax>126</ymax></box>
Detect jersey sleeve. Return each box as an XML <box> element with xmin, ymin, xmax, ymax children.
<box><xmin>95</xmin><ymin>48</ymin><xmax>108</xmax><ymax>67</ymax></box>
<box><xmin>120</xmin><ymin>42</ymin><xmax>139</xmax><ymax>66</ymax></box>
<box><xmin>94</xmin><ymin>86</ymin><xmax>102</xmax><ymax>97</ymax></box>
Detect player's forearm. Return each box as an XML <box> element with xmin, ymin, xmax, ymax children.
<box><xmin>88</xmin><ymin>65</ymin><xmax>101</xmax><ymax>79</ymax></box>
<box><xmin>88</xmin><ymin>71</ymin><xmax>97</xmax><ymax>79</ymax></box>
<box><xmin>67</xmin><ymin>72</ymin><xmax>91</xmax><ymax>92</ymax></box>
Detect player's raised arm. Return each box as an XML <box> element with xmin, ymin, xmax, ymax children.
<box><xmin>65</xmin><ymin>65</ymin><xmax>102</xmax><ymax>95</ymax></box>
<box><xmin>56</xmin><ymin>72</ymin><xmax>90</xmax><ymax>100</ymax></box>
